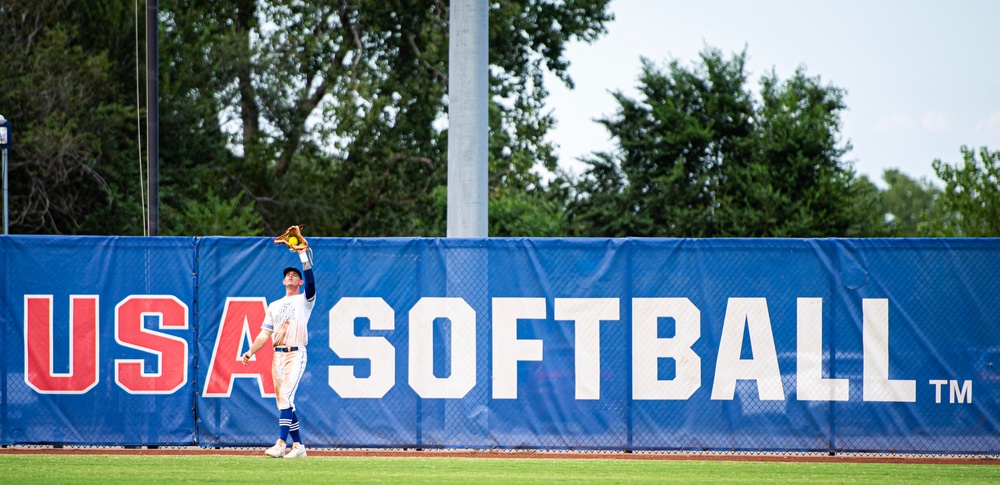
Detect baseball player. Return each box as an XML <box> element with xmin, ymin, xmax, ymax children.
<box><xmin>242</xmin><ymin>247</ymin><xmax>315</xmax><ymax>458</ymax></box>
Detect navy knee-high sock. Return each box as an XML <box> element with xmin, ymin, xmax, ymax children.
<box><xmin>289</xmin><ymin>410</ymin><xmax>302</xmax><ymax>444</ymax></box>
<box><xmin>279</xmin><ymin>408</ymin><xmax>293</xmax><ymax>443</ymax></box>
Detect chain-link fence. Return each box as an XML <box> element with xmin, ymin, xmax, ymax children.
<box><xmin>2</xmin><ymin>236</ymin><xmax>998</xmax><ymax>453</ymax></box>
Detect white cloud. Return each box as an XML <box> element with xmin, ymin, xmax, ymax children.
<box><xmin>875</xmin><ymin>114</ymin><xmax>916</xmax><ymax>133</ymax></box>
<box><xmin>975</xmin><ymin>110</ymin><xmax>1000</xmax><ymax>133</ymax></box>
<box><xmin>920</xmin><ymin>111</ymin><xmax>949</xmax><ymax>132</ymax></box>
<box><xmin>874</xmin><ymin>112</ymin><xmax>950</xmax><ymax>133</ymax></box>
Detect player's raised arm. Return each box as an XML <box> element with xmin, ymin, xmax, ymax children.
<box><xmin>298</xmin><ymin>248</ymin><xmax>315</xmax><ymax>301</ymax></box>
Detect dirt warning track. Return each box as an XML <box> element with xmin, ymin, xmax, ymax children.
<box><xmin>2</xmin><ymin>447</ymin><xmax>997</xmax><ymax>465</ymax></box>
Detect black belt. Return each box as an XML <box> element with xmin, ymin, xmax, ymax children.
<box><xmin>273</xmin><ymin>346</ymin><xmax>300</xmax><ymax>352</ymax></box>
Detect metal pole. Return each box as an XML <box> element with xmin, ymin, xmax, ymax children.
<box><xmin>3</xmin><ymin>148</ymin><xmax>8</xmax><ymax>235</ymax></box>
<box><xmin>446</xmin><ymin>0</ymin><xmax>489</xmax><ymax>238</ymax></box>
<box><xmin>1</xmin><ymin>115</ymin><xmax>9</xmax><ymax>235</ymax></box>
<box><xmin>146</xmin><ymin>0</ymin><xmax>160</xmax><ymax>236</ymax></box>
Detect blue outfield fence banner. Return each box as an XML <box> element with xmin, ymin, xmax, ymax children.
<box><xmin>1</xmin><ymin>236</ymin><xmax>998</xmax><ymax>453</ymax></box>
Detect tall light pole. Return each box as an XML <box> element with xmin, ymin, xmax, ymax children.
<box><xmin>0</xmin><ymin>114</ymin><xmax>11</xmax><ymax>235</ymax></box>
<box><xmin>446</xmin><ymin>0</ymin><xmax>489</xmax><ymax>238</ymax></box>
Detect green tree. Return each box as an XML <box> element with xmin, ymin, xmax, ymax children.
<box><xmin>849</xmin><ymin>174</ymin><xmax>894</xmax><ymax>237</ymax></box>
<box><xmin>568</xmin><ymin>51</ymin><xmax>752</xmax><ymax>237</ymax></box>
<box><xmin>157</xmin><ymin>0</ymin><xmax>612</xmax><ymax>237</ymax></box>
<box><xmin>739</xmin><ymin>67</ymin><xmax>878</xmax><ymax>237</ymax></box>
<box><xmin>562</xmin><ymin>152</ymin><xmax>630</xmax><ymax>236</ymax></box>
<box><xmin>165</xmin><ymin>191</ymin><xmax>262</xmax><ymax>236</ymax></box>
<box><xmin>921</xmin><ymin>146</ymin><xmax>1000</xmax><ymax>236</ymax></box>
<box><xmin>567</xmin><ymin>47</ymin><xmax>889</xmax><ymax>238</ymax></box>
<box><xmin>1</xmin><ymin>1</ymin><xmax>610</xmax><ymax>236</ymax></box>
<box><xmin>0</xmin><ymin>0</ymin><xmax>142</xmax><ymax>234</ymax></box>
<box><xmin>878</xmin><ymin>169</ymin><xmax>941</xmax><ymax>236</ymax></box>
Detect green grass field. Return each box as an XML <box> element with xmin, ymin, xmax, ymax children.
<box><xmin>1</xmin><ymin>455</ymin><xmax>997</xmax><ymax>484</ymax></box>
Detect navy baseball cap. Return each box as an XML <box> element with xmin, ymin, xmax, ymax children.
<box><xmin>283</xmin><ymin>267</ymin><xmax>302</xmax><ymax>278</ymax></box>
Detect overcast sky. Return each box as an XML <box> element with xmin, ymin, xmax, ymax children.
<box><xmin>543</xmin><ymin>0</ymin><xmax>1000</xmax><ymax>186</ymax></box>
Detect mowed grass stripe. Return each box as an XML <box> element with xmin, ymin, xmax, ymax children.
<box><xmin>0</xmin><ymin>455</ymin><xmax>997</xmax><ymax>484</ymax></box>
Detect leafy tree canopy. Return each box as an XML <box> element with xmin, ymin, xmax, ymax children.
<box><xmin>0</xmin><ymin>0</ymin><xmax>141</xmax><ymax>234</ymax></box>
<box><xmin>879</xmin><ymin>168</ymin><xmax>941</xmax><ymax>236</ymax></box>
<box><xmin>567</xmin><ymin>47</ymin><xmax>889</xmax><ymax>238</ymax></box>
<box><xmin>157</xmin><ymin>0</ymin><xmax>612</xmax><ymax>237</ymax></box>
<box><xmin>1</xmin><ymin>0</ymin><xmax>612</xmax><ymax>236</ymax></box>
<box><xmin>922</xmin><ymin>146</ymin><xmax>1000</xmax><ymax>236</ymax></box>
<box><xmin>10</xmin><ymin>5</ymin><xmax>993</xmax><ymax>239</ymax></box>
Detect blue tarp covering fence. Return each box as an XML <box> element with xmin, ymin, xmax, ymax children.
<box><xmin>2</xmin><ymin>236</ymin><xmax>998</xmax><ymax>453</ymax></box>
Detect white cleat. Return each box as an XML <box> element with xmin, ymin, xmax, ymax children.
<box><xmin>285</xmin><ymin>443</ymin><xmax>307</xmax><ymax>458</ymax></box>
<box><xmin>264</xmin><ymin>439</ymin><xmax>287</xmax><ymax>458</ymax></box>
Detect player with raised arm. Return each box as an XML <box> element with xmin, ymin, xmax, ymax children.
<box><xmin>242</xmin><ymin>243</ymin><xmax>316</xmax><ymax>458</ymax></box>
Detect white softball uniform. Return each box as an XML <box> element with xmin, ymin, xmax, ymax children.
<box><xmin>263</xmin><ymin>293</ymin><xmax>314</xmax><ymax>348</ymax></box>
<box><xmin>264</xmin><ymin>292</ymin><xmax>314</xmax><ymax>410</ymax></box>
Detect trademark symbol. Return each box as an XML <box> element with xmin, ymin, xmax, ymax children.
<box><xmin>929</xmin><ymin>380</ymin><xmax>972</xmax><ymax>403</ymax></box>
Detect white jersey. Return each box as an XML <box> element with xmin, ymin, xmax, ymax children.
<box><xmin>263</xmin><ymin>292</ymin><xmax>314</xmax><ymax>348</ymax></box>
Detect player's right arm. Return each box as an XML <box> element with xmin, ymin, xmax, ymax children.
<box><xmin>242</xmin><ymin>329</ymin><xmax>273</xmax><ymax>365</ymax></box>
<box><xmin>242</xmin><ymin>309</ymin><xmax>276</xmax><ymax>365</ymax></box>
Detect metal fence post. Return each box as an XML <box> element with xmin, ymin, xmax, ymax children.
<box><xmin>0</xmin><ymin>114</ymin><xmax>12</xmax><ymax>235</ymax></box>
